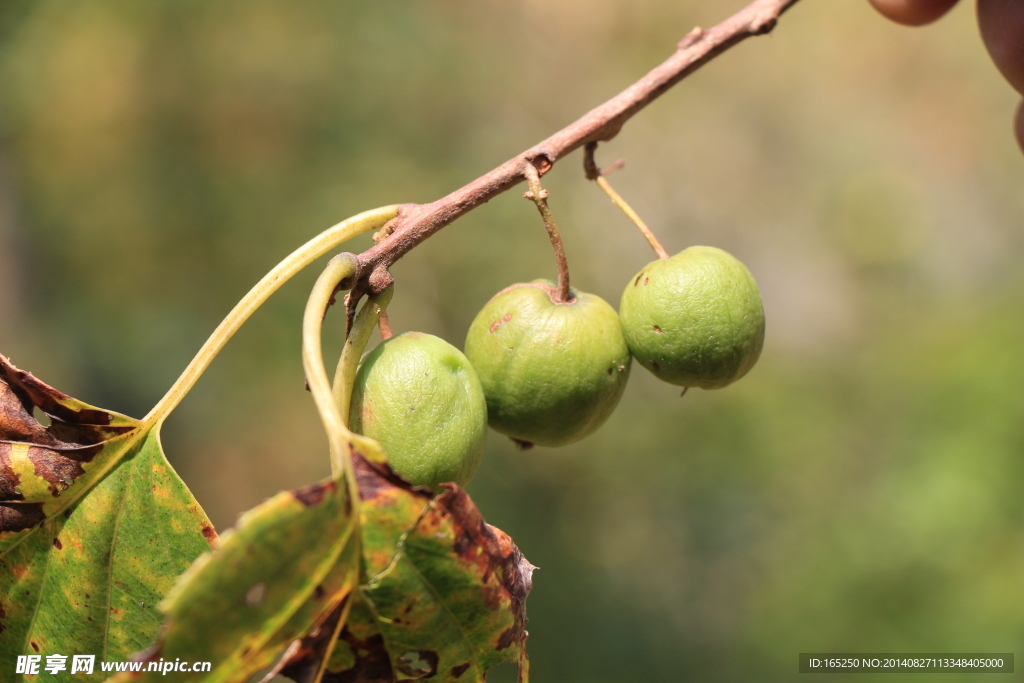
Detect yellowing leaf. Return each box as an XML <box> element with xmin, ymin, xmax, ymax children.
<box><xmin>0</xmin><ymin>354</ymin><xmax>215</xmax><ymax>677</ymax></box>
<box><xmin>111</xmin><ymin>452</ymin><xmax>361</xmax><ymax>683</ymax></box>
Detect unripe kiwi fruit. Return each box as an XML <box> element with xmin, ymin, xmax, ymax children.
<box><xmin>619</xmin><ymin>246</ymin><xmax>765</xmax><ymax>389</ymax></box>
<box><xmin>464</xmin><ymin>280</ymin><xmax>631</xmax><ymax>447</ymax></box>
<box><xmin>349</xmin><ymin>332</ymin><xmax>487</xmax><ymax>490</ymax></box>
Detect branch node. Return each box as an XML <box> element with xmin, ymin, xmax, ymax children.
<box><xmin>751</xmin><ymin>15</ymin><xmax>778</xmax><ymax>34</ymax></box>
<box><xmin>583</xmin><ymin>142</ymin><xmax>601</xmax><ymax>180</ymax></box>
<box><xmin>368</xmin><ymin>267</ymin><xmax>394</xmax><ymax>296</ymax></box>
<box><xmin>584</xmin><ymin>144</ymin><xmax>626</xmax><ymax>180</ymax></box>
<box><xmin>528</xmin><ymin>152</ymin><xmax>554</xmax><ymax>175</ymax></box>
<box><xmin>372</xmin><ymin>218</ymin><xmax>398</xmax><ymax>244</ymax></box>
<box><xmin>678</xmin><ymin>26</ymin><xmax>705</xmax><ymax>49</ymax></box>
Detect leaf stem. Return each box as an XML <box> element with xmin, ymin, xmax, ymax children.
<box><xmin>145</xmin><ymin>205</ymin><xmax>399</xmax><ymax>424</ymax></box>
<box><xmin>522</xmin><ymin>163</ymin><xmax>573</xmax><ymax>303</ymax></box>
<box><xmin>584</xmin><ymin>143</ymin><xmax>670</xmax><ymax>260</ymax></box>
<box><xmin>332</xmin><ymin>285</ymin><xmax>393</xmax><ymax>426</ymax></box>
<box><xmin>302</xmin><ymin>257</ymin><xmax>382</xmax><ymax>666</ymax></box>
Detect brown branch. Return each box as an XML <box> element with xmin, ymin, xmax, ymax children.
<box><xmin>355</xmin><ymin>0</ymin><xmax>801</xmax><ymax>291</ymax></box>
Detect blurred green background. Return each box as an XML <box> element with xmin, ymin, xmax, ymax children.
<box><xmin>2</xmin><ymin>0</ymin><xmax>1023</xmax><ymax>680</ymax></box>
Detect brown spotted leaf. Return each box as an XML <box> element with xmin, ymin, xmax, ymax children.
<box><xmin>108</xmin><ymin>451</ymin><xmax>362</xmax><ymax>683</ymax></box>
<box><xmin>280</xmin><ymin>454</ymin><xmax>534</xmax><ymax>683</ymax></box>
<box><xmin>0</xmin><ymin>353</ymin><xmax>215</xmax><ymax>679</ymax></box>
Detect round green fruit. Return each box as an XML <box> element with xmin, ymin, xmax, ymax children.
<box><xmin>349</xmin><ymin>332</ymin><xmax>487</xmax><ymax>490</ymax></box>
<box><xmin>619</xmin><ymin>246</ymin><xmax>765</xmax><ymax>389</ymax></box>
<box><xmin>464</xmin><ymin>280</ymin><xmax>631</xmax><ymax>447</ymax></box>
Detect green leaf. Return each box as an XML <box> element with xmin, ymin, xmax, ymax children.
<box><xmin>113</xmin><ymin>454</ymin><xmax>360</xmax><ymax>683</ymax></box>
<box><xmin>0</xmin><ymin>353</ymin><xmax>215</xmax><ymax>678</ymax></box>
<box><xmin>280</xmin><ymin>454</ymin><xmax>534</xmax><ymax>683</ymax></box>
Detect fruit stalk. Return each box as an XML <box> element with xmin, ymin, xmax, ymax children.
<box><xmin>584</xmin><ymin>142</ymin><xmax>670</xmax><ymax>260</ymax></box>
<box><xmin>332</xmin><ymin>285</ymin><xmax>393</xmax><ymax>424</ymax></box>
<box><xmin>522</xmin><ymin>163</ymin><xmax>573</xmax><ymax>304</ymax></box>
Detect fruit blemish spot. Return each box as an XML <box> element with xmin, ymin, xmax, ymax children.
<box><xmin>489</xmin><ymin>313</ymin><xmax>513</xmax><ymax>333</ymax></box>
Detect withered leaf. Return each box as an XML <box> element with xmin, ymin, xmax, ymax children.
<box><xmin>280</xmin><ymin>453</ymin><xmax>534</xmax><ymax>683</ymax></box>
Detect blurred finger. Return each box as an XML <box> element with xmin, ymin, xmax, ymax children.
<box><xmin>868</xmin><ymin>0</ymin><xmax>961</xmax><ymax>25</ymax></box>
<box><xmin>978</xmin><ymin>0</ymin><xmax>1024</xmax><ymax>96</ymax></box>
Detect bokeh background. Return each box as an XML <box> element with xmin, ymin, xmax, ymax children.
<box><xmin>2</xmin><ymin>0</ymin><xmax>1023</xmax><ymax>680</ymax></box>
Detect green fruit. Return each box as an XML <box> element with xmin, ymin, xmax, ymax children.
<box><xmin>349</xmin><ymin>332</ymin><xmax>487</xmax><ymax>490</ymax></box>
<box><xmin>464</xmin><ymin>280</ymin><xmax>631</xmax><ymax>447</ymax></box>
<box><xmin>619</xmin><ymin>246</ymin><xmax>765</xmax><ymax>389</ymax></box>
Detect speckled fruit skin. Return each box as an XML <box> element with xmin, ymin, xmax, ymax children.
<box><xmin>464</xmin><ymin>280</ymin><xmax>632</xmax><ymax>447</ymax></box>
<box><xmin>349</xmin><ymin>332</ymin><xmax>487</xmax><ymax>490</ymax></box>
<box><xmin>619</xmin><ymin>246</ymin><xmax>765</xmax><ymax>389</ymax></box>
